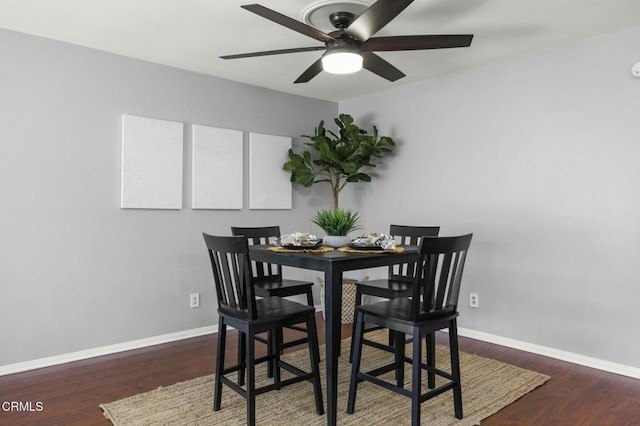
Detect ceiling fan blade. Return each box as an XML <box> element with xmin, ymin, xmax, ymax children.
<box><xmin>242</xmin><ymin>4</ymin><xmax>334</xmax><ymax>42</ymax></box>
<box><xmin>367</xmin><ymin>34</ymin><xmax>474</xmax><ymax>51</ymax></box>
<box><xmin>362</xmin><ymin>52</ymin><xmax>405</xmax><ymax>82</ymax></box>
<box><xmin>220</xmin><ymin>46</ymin><xmax>325</xmax><ymax>60</ymax></box>
<box><xmin>294</xmin><ymin>58</ymin><xmax>324</xmax><ymax>84</ymax></box>
<box><xmin>344</xmin><ymin>0</ymin><xmax>414</xmax><ymax>41</ymax></box>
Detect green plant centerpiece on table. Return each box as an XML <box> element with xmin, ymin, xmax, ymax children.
<box><xmin>283</xmin><ymin>113</ymin><xmax>395</xmax><ymax>247</ymax></box>
<box><xmin>312</xmin><ymin>209</ymin><xmax>362</xmax><ymax>238</ymax></box>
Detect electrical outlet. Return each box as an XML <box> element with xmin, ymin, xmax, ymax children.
<box><xmin>469</xmin><ymin>292</ymin><xmax>479</xmax><ymax>308</ymax></box>
<box><xmin>190</xmin><ymin>293</ymin><xmax>200</xmax><ymax>308</ymax></box>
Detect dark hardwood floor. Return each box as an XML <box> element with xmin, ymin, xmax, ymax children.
<box><xmin>2</xmin><ymin>313</ymin><xmax>640</xmax><ymax>425</ymax></box>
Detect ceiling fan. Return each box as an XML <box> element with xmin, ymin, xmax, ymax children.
<box><xmin>220</xmin><ymin>0</ymin><xmax>473</xmax><ymax>84</ymax></box>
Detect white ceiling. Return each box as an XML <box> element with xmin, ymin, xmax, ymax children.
<box><xmin>1</xmin><ymin>0</ymin><xmax>640</xmax><ymax>102</ymax></box>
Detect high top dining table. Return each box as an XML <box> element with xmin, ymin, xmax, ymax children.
<box><xmin>249</xmin><ymin>244</ymin><xmax>420</xmax><ymax>426</ymax></box>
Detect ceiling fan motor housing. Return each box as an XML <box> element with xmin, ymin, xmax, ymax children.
<box><xmin>325</xmin><ymin>37</ymin><xmax>362</xmax><ymax>52</ymax></box>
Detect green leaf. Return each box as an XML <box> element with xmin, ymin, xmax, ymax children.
<box><xmin>339</xmin><ymin>114</ymin><xmax>354</xmax><ymax>127</ymax></box>
<box><xmin>346</xmin><ymin>173</ymin><xmax>371</xmax><ymax>183</ymax></box>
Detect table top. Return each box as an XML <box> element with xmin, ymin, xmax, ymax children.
<box><xmin>249</xmin><ymin>244</ymin><xmax>419</xmax><ymax>272</ymax></box>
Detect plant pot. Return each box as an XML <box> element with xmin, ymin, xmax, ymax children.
<box><xmin>316</xmin><ymin>276</ymin><xmax>369</xmax><ymax>324</ymax></box>
<box><xmin>323</xmin><ymin>235</ymin><xmax>351</xmax><ymax>248</ymax></box>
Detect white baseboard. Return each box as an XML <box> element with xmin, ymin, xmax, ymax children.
<box><xmin>1</xmin><ymin>306</ymin><xmax>325</xmax><ymax>377</ymax></box>
<box><xmin>4</xmin><ymin>317</ymin><xmax>638</xmax><ymax>380</ymax></box>
<box><xmin>0</xmin><ymin>326</ymin><xmax>217</xmax><ymax>376</ymax></box>
<box><xmin>458</xmin><ymin>327</ymin><xmax>640</xmax><ymax>379</ymax></box>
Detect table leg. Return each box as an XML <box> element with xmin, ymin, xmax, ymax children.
<box><xmin>324</xmin><ymin>267</ymin><xmax>343</xmax><ymax>426</ymax></box>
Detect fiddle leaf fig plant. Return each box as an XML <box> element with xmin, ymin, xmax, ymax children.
<box><xmin>283</xmin><ymin>114</ymin><xmax>395</xmax><ymax>211</ymax></box>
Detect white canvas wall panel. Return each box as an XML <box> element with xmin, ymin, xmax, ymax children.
<box><xmin>121</xmin><ymin>115</ymin><xmax>184</xmax><ymax>209</ymax></box>
<box><xmin>249</xmin><ymin>133</ymin><xmax>292</xmax><ymax>209</ymax></box>
<box><xmin>192</xmin><ymin>125</ymin><xmax>243</xmax><ymax>209</ymax></box>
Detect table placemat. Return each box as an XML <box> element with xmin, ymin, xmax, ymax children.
<box><xmin>267</xmin><ymin>245</ymin><xmax>334</xmax><ymax>254</ymax></box>
<box><xmin>338</xmin><ymin>246</ymin><xmax>405</xmax><ymax>254</ymax></box>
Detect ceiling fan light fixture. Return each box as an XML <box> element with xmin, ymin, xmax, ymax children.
<box><xmin>321</xmin><ymin>49</ymin><xmax>363</xmax><ymax>74</ymax></box>
<box><xmin>227</xmin><ymin>2</ymin><xmax>474</xmax><ymax>84</ymax></box>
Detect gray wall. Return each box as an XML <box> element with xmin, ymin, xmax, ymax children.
<box><xmin>3</xmin><ymin>21</ymin><xmax>640</xmax><ymax>372</ymax></box>
<box><xmin>341</xmin><ymin>25</ymin><xmax>640</xmax><ymax>368</ymax></box>
<box><xmin>0</xmin><ymin>28</ymin><xmax>337</xmax><ymax>365</ymax></box>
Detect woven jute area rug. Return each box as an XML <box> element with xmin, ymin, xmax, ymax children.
<box><xmin>101</xmin><ymin>332</ymin><xmax>549</xmax><ymax>425</ymax></box>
